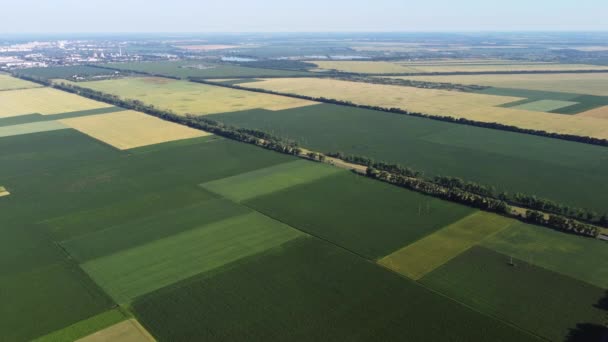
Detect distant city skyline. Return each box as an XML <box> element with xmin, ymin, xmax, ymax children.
<box><xmin>1</xmin><ymin>0</ymin><xmax>607</xmax><ymax>33</ymax></box>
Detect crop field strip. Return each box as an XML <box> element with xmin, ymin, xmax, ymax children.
<box><xmin>58</xmin><ymin>110</ymin><xmax>210</xmax><ymax>149</ymax></box>
<box><xmin>132</xmin><ymin>238</ymin><xmax>540</xmax><ymax>341</ymax></box>
<box><xmin>310</xmin><ymin>60</ymin><xmax>608</xmax><ymax>74</ymax></box>
<box><xmin>0</xmin><ymin>106</ymin><xmax>125</xmax><ymax>127</ymax></box>
<box><xmin>210</xmin><ymin>103</ymin><xmax>608</xmax><ymax>214</ymax></box>
<box><xmin>72</xmin><ymin>76</ymin><xmax>317</xmax><ymax>115</ymax></box>
<box><xmin>0</xmin><ymin>72</ymin><xmax>42</xmax><ymax>90</ymax></box>
<box><xmin>17</xmin><ymin>65</ymin><xmax>121</xmax><ymax>80</ymax></box>
<box><xmin>0</xmin><ymin>86</ymin><xmax>113</xmax><ymax>118</ymax></box>
<box><xmin>379</xmin><ymin>211</ymin><xmax>516</xmax><ymax>280</ymax></box>
<box><xmin>236</xmin><ymin>77</ymin><xmax>608</xmax><ymax>139</ymax></box>
<box><xmin>388</xmin><ymin>72</ymin><xmax>608</xmax><ymax>96</ymax></box>
<box><xmin>97</xmin><ymin>60</ymin><xmax>315</xmax><ymax>78</ymax></box>
<box><xmin>421</xmin><ymin>246</ymin><xmax>607</xmax><ymax>342</ymax></box>
<box><xmin>201</xmin><ymin>159</ymin><xmax>344</xmax><ymax>202</ymax></box>
<box><xmin>0</xmin><ymin>120</ymin><xmax>68</xmax><ymax>138</ymax></box>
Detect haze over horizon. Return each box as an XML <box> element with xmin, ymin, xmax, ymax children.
<box><xmin>2</xmin><ymin>0</ymin><xmax>607</xmax><ymax>34</ymax></box>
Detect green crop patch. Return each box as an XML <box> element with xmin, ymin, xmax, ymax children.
<box><xmin>511</xmin><ymin>99</ymin><xmax>579</xmax><ymax>112</ymax></box>
<box><xmin>0</xmin><ymin>73</ymin><xmax>41</xmax><ymax>91</ymax></box>
<box><xmin>47</xmin><ymin>186</ymin><xmax>218</xmax><ymax>242</ymax></box>
<box><xmin>99</xmin><ymin>60</ymin><xmax>313</xmax><ymax>78</ymax></box>
<box><xmin>246</xmin><ymin>172</ymin><xmax>474</xmax><ymax>259</ymax></box>
<box><xmin>62</xmin><ymin>196</ymin><xmax>250</xmax><ymax>262</ymax></box>
<box><xmin>33</xmin><ymin>308</ymin><xmax>127</xmax><ymax>342</ymax></box>
<box><xmin>379</xmin><ymin>211</ymin><xmax>515</xmax><ymax>279</ymax></box>
<box><xmin>211</xmin><ymin>103</ymin><xmax>608</xmax><ymax>214</ymax></box>
<box><xmin>1</xmin><ymin>261</ymin><xmax>115</xmax><ymax>342</ymax></box>
<box><xmin>81</xmin><ymin>212</ymin><xmax>303</xmax><ymax>303</ymax></box>
<box><xmin>133</xmin><ymin>238</ymin><xmax>539</xmax><ymax>342</ymax></box>
<box><xmin>552</xmin><ymin>94</ymin><xmax>608</xmax><ymax>114</ymax></box>
<box><xmin>481</xmin><ymin>222</ymin><xmax>608</xmax><ymax>288</ymax></box>
<box><xmin>201</xmin><ymin>159</ymin><xmax>344</xmax><ymax>202</ymax></box>
<box><xmin>0</xmin><ymin>120</ymin><xmax>68</xmax><ymax>138</ymax></box>
<box><xmin>0</xmin><ymin>106</ymin><xmax>124</xmax><ymax>127</ymax></box>
<box><xmin>18</xmin><ymin>65</ymin><xmax>119</xmax><ymax>80</ymax></box>
<box><xmin>421</xmin><ymin>246</ymin><xmax>607</xmax><ymax>342</ymax></box>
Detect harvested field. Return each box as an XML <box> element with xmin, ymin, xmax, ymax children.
<box><xmin>81</xmin><ymin>212</ymin><xmax>303</xmax><ymax>303</ymax></box>
<box><xmin>311</xmin><ymin>60</ymin><xmax>608</xmax><ymax>74</ymax></box>
<box><xmin>241</xmin><ymin>78</ymin><xmax>608</xmax><ymax>139</ymax></box>
<box><xmin>246</xmin><ymin>172</ymin><xmax>475</xmax><ymax>259</ymax></box>
<box><xmin>76</xmin><ymin>77</ymin><xmax>316</xmax><ymax>115</ymax></box>
<box><xmin>379</xmin><ymin>212</ymin><xmax>515</xmax><ymax>280</ymax></box>
<box><xmin>421</xmin><ymin>247</ymin><xmax>607</xmax><ymax>342</ymax></box>
<box><xmin>59</xmin><ymin>110</ymin><xmax>209</xmax><ymax>149</ymax></box>
<box><xmin>580</xmin><ymin>105</ymin><xmax>608</xmax><ymax>119</ymax></box>
<box><xmin>389</xmin><ymin>73</ymin><xmax>608</xmax><ymax>96</ymax></box>
<box><xmin>0</xmin><ymin>87</ymin><xmax>112</xmax><ymax>118</ymax></box>
<box><xmin>0</xmin><ymin>73</ymin><xmax>41</xmax><ymax>90</ymax></box>
<box><xmin>0</xmin><ymin>121</ymin><xmax>68</xmax><ymax>138</ymax></box>
<box><xmin>133</xmin><ymin>238</ymin><xmax>539</xmax><ymax>342</ymax></box>
<box><xmin>77</xmin><ymin>319</ymin><xmax>154</xmax><ymax>342</ymax></box>
<box><xmin>201</xmin><ymin>159</ymin><xmax>343</xmax><ymax>202</ymax></box>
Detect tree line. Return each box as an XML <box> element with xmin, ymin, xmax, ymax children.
<box><xmin>332</xmin><ymin>75</ymin><xmax>489</xmax><ymax>92</ymax></box>
<box><xmin>191</xmin><ymin>78</ymin><xmax>608</xmax><ymax>147</ymax></box>
<box><xmin>11</xmin><ymin>72</ymin><xmax>603</xmax><ymax>238</ymax></box>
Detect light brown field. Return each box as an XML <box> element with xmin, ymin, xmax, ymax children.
<box><xmin>0</xmin><ymin>74</ymin><xmax>41</xmax><ymax>91</ymax></box>
<box><xmin>243</xmin><ymin>78</ymin><xmax>608</xmax><ymax>139</ymax></box>
<box><xmin>386</xmin><ymin>73</ymin><xmax>608</xmax><ymax>96</ymax></box>
<box><xmin>176</xmin><ymin>44</ymin><xmax>238</xmax><ymax>51</ymax></box>
<box><xmin>59</xmin><ymin>110</ymin><xmax>209</xmax><ymax>150</ymax></box>
<box><xmin>310</xmin><ymin>60</ymin><xmax>608</xmax><ymax>74</ymax></box>
<box><xmin>76</xmin><ymin>319</ymin><xmax>155</xmax><ymax>342</ymax></box>
<box><xmin>579</xmin><ymin>106</ymin><xmax>608</xmax><ymax>119</ymax></box>
<box><xmin>75</xmin><ymin>77</ymin><xmax>317</xmax><ymax>115</ymax></box>
<box><xmin>0</xmin><ymin>87</ymin><xmax>113</xmax><ymax>118</ymax></box>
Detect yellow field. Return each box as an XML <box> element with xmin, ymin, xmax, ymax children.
<box><xmin>77</xmin><ymin>319</ymin><xmax>154</xmax><ymax>342</ymax></box>
<box><xmin>310</xmin><ymin>60</ymin><xmax>608</xmax><ymax>74</ymax></box>
<box><xmin>242</xmin><ymin>78</ymin><xmax>608</xmax><ymax>139</ymax></box>
<box><xmin>75</xmin><ymin>77</ymin><xmax>317</xmax><ymax>115</ymax></box>
<box><xmin>579</xmin><ymin>106</ymin><xmax>608</xmax><ymax>119</ymax></box>
<box><xmin>386</xmin><ymin>73</ymin><xmax>608</xmax><ymax>96</ymax></box>
<box><xmin>59</xmin><ymin>110</ymin><xmax>209</xmax><ymax>150</ymax></box>
<box><xmin>379</xmin><ymin>212</ymin><xmax>515</xmax><ymax>280</ymax></box>
<box><xmin>0</xmin><ymin>74</ymin><xmax>41</xmax><ymax>91</ymax></box>
<box><xmin>0</xmin><ymin>186</ymin><xmax>9</xmax><ymax>197</ymax></box>
<box><xmin>0</xmin><ymin>87</ymin><xmax>113</xmax><ymax>118</ymax></box>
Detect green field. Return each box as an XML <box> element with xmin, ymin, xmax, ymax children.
<box><xmin>511</xmin><ymin>99</ymin><xmax>579</xmax><ymax>112</ymax></box>
<box><xmin>246</xmin><ymin>172</ymin><xmax>475</xmax><ymax>259</ymax></box>
<box><xmin>17</xmin><ymin>65</ymin><xmax>119</xmax><ymax>80</ymax></box>
<box><xmin>0</xmin><ymin>128</ymin><xmax>297</xmax><ymax>339</ymax></box>
<box><xmin>477</xmin><ymin>87</ymin><xmax>608</xmax><ymax>114</ymax></box>
<box><xmin>201</xmin><ymin>159</ymin><xmax>343</xmax><ymax>202</ymax></box>
<box><xmin>481</xmin><ymin>222</ymin><xmax>608</xmax><ymax>288</ymax></box>
<box><xmin>421</xmin><ymin>246</ymin><xmax>607</xmax><ymax>342</ymax></box>
<box><xmin>379</xmin><ymin>211</ymin><xmax>515</xmax><ymax>279</ymax></box>
<box><xmin>210</xmin><ymin>103</ymin><xmax>608</xmax><ymax>214</ymax></box>
<box><xmin>133</xmin><ymin>238</ymin><xmax>539</xmax><ymax>342</ymax></box>
<box><xmin>1</xmin><ymin>260</ymin><xmax>115</xmax><ymax>341</ymax></box>
<box><xmin>98</xmin><ymin>60</ymin><xmax>314</xmax><ymax>78</ymax></box>
<box><xmin>0</xmin><ymin>73</ymin><xmax>41</xmax><ymax>90</ymax></box>
<box><xmin>0</xmin><ymin>120</ymin><xmax>68</xmax><ymax>138</ymax></box>
<box><xmin>80</xmin><ymin>212</ymin><xmax>303</xmax><ymax>303</ymax></box>
<box><xmin>33</xmin><ymin>309</ymin><xmax>127</xmax><ymax>342</ymax></box>
<box><xmin>61</xmin><ymin>196</ymin><xmax>250</xmax><ymax>262</ymax></box>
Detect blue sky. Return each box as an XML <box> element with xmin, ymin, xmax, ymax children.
<box><xmin>2</xmin><ymin>0</ymin><xmax>607</xmax><ymax>33</ymax></box>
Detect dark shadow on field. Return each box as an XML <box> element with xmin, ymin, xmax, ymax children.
<box><xmin>566</xmin><ymin>290</ymin><xmax>608</xmax><ymax>342</ymax></box>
